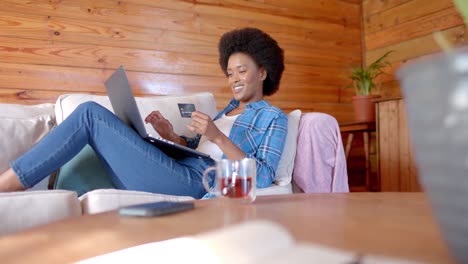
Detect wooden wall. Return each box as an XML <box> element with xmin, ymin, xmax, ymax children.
<box><xmin>361</xmin><ymin>0</ymin><xmax>465</xmax><ymax>191</ymax></box>
<box><xmin>0</xmin><ymin>0</ymin><xmax>362</xmax><ymax>121</ymax></box>
<box><xmin>363</xmin><ymin>0</ymin><xmax>465</xmax><ymax>97</ymax></box>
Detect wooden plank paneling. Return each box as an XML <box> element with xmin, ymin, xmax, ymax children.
<box><xmin>377</xmin><ymin>99</ymin><xmax>420</xmax><ymax>192</ymax></box>
<box><xmin>398</xmin><ymin>100</ymin><xmax>420</xmax><ymax>191</ymax></box>
<box><xmin>409</xmin><ymin>133</ymin><xmax>420</xmax><ymax>190</ymax></box>
<box><xmin>281</xmin><ymin>102</ymin><xmax>354</xmax><ymax>123</ymax></box>
<box><xmin>363</xmin><ymin>0</ymin><xmax>411</xmax><ymax>17</ymax></box>
<box><xmin>0</xmin><ymin>9</ymin><xmax>360</xmax><ymax>57</ymax></box>
<box><xmin>0</xmin><ymin>10</ymin><xmax>359</xmax><ymax>68</ymax></box>
<box><xmin>0</xmin><ymin>64</ymin><xmax>349</xmax><ymax>100</ymax></box>
<box><xmin>361</xmin><ymin>0</ymin><xmax>465</xmax><ymax>192</ymax></box>
<box><xmin>0</xmin><ymin>63</ymin><xmax>226</xmax><ymax>93</ymax></box>
<box><xmin>378</xmin><ymin>100</ymin><xmax>398</xmax><ymax>191</ymax></box>
<box><xmin>364</xmin><ymin>2</ymin><xmax>467</xmax><ymax>97</ymax></box>
<box><xmin>365</xmin><ymin>7</ymin><xmax>464</xmax><ymax>50</ymax></box>
<box><xmin>141</xmin><ymin>0</ymin><xmax>362</xmax><ymax>23</ymax></box>
<box><xmin>0</xmin><ymin>63</ymin><xmax>350</xmax><ymax>110</ymax></box>
<box><xmin>398</xmin><ymin>100</ymin><xmax>411</xmax><ymax>190</ymax></box>
<box><xmin>0</xmin><ymin>0</ymin><xmax>360</xmax><ymax>37</ymax></box>
<box><xmin>0</xmin><ymin>35</ymin><xmax>353</xmax><ymax>79</ymax></box>
<box><xmin>0</xmin><ymin>36</ymin><xmax>220</xmax><ymax>76</ymax></box>
<box><xmin>0</xmin><ymin>88</ymin><xmax>68</xmax><ymax>104</ymax></box>
<box><xmin>340</xmin><ymin>0</ymin><xmax>361</xmax><ymax>4</ymax></box>
<box><xmin>366</xmin><ymin>26</ymin><xmax>467</xmax><ymax>66</ymax></box>
<box><xmin>378</xmin><ymin>80</ymin><xmax>402</xmax><ymax>99</ymax></box>
<box><xmin>0</xmin><ymin>33</ymin><xmax>353</xmax><ymax>102</ymax></box>
<box><xmin>0</xmin><ymin>10</ymin><xmax>218</xmax><ymax>55</ymax></box>
<box><xmin>364</xmin><ymin>0</ymin><xmax>454</xmax><ymax>34</ymax></box>
<box><xmin>0</xmin><ymin>0</ymin><xmax>361</xmax><ymax>121</ymax></box>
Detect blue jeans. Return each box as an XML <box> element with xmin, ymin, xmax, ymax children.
<box><xmin>11</xmin><ymin>102</ymin><xmax>214</xmax><ymax>199</ymax></box>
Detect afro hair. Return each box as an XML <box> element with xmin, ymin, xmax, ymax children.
<box><xmin>218</xmin><ymin>28</ymin><xmax>284</xmax><ymax>96</ymax></box>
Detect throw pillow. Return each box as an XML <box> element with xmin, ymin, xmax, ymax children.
<box><xmin>274</xmin><ymin>110</ymin><xmax>302</xmax><ymax>186</ymax></box>
<box><xmin>54</xmin><ymin>145</ymin><xmax>115</xmax><ymax>197</ymax></box>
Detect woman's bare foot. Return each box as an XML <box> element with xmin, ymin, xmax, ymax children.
<box><xmin>0</xmin><ymin>168</ymin><xmax>25</xmax><ymax>192</ymax></box>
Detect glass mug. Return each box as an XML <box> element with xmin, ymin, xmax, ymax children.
<box><xmin>202</xmin><ymin>158</ymin><xmax>256</xmax><ymax>203</ymax></box>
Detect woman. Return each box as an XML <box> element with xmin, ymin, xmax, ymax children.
<box><xmin>0</xmin><ymin>28</ymin><xmax>288</xmax><ymax>198</ymax></box>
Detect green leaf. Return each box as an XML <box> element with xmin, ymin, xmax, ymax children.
<box><xmin>454</xmin><ymin>0</ymin><xmax>468</xmax><ymax>23</ymax></box>
<box><xmin>345</xmin><ymin>51</ymin><xmax>393</xmax><ymax>96</ymax></box>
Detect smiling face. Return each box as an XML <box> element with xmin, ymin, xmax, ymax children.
<box><xmin>227</xmin><ymin>52</ymin><xmax>266</xmax><ymax>105</ymax></box>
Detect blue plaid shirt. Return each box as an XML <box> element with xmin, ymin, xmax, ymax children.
<box><xmin>185</xmin><ymin>98</ymin><xmax>288</xmax><ymax>188</ymax></box>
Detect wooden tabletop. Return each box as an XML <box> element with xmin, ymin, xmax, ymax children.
<box><xmin>339</xmin><ymin>120</ymin><xmax>376</xmax><ymax>132</ymax></box>
<box><xmin>0</xmin><ymin>193</ymin><xmax>454</xmax><ymax>264</ymax></box>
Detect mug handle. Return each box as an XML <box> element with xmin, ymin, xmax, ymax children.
<box><xmin>202</xmin><ymin>166</ymin><xmax>216</xmax><ymax>194</ymax></box>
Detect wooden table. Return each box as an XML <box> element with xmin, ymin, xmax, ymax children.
<box><xmin>340</xmin><ymin>121</ymin><xmax>377</xmax><ymax>191</ymax></box>
<box><xmin>0</xmin><ymin>193</ymin><xmax>454</xmax><ymax>263</ymax></box>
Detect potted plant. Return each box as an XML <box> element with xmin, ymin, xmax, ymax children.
<box><xmin>347</xmin><ymin>50</ymin><xmax>393</xmax><ymax>122</ymax></box>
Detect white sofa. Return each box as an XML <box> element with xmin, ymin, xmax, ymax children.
<box><xmin>0</xmin><ymin>92</ymin><xmax>305</xmax><ymax>236</ymax></box>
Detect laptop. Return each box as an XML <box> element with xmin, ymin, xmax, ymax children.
<box><xmin>104</xmin><ymin>66</ymin><xmax>210</xmax><ymax>160</ymax></box>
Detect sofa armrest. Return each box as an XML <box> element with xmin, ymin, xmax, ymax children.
<box><xmin>0</xmin><ymin>103</ymin><xmax>56</xmax><ymax>175</ymax></box>
<box><xmin>0</xmin><ymin>190</ymin><xmax>81</xmax><ymax>236</ymax></box>
<box><xmin>79</xmin><ymin>189</ymin><xmax>194</xmax><ymax>214</ymax></box>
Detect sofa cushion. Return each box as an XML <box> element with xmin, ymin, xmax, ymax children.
<box><xmin>257</xmin><ymin>183</ymin><xmax>293</xmax><ymax>196</ymax></box>
<box><xmin>79</xmin><ymin>189</ymin><xmax>194</xmax><ymax>214</ymax></box>
<box><xmin>54</xmin><ymin>93</ymin><xmax>296</xmax><ymax>194</ymax></box>
<box><xmin>0</xmin><ymin>190</ymin><xmax>81</xmax><ymax>236</ymax></box>
<box><xmin>54</xmin><ymin>93</ymin><xmax>218</xmax><ymax>194</ymax></box>
<box><xmin>0</xmin><ymin>103</ymin><xmax>56</xmax><ymax>174</ymax></box>
<box><xmin>274</xmin><ymin>110</ymin><xmax>301</xmax><ymax>186</ymax></box>
<box><xmin>55</xmin><ymin>92</ymin><xmax>218</xmax><ymax>136</ymax></box>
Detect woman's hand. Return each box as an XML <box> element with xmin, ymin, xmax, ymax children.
<box><xmin>144</xmin><ymin>111</ymin><xmax>177</xmax><ymax>141</ymax></box>
<box><xmin>187</xmin><ymin>111</ymin><xmax>222</xmax><ymax>143</ymax></box>
<box><xmin>189</xmin><ymin>111</ymin><xmax>246</xmax><ymax>159</ymax></box>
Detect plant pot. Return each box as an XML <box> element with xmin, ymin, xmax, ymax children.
<box><xmin>397</xmin><ymin>48</ymin><xmax>468</xmax><ymax>264</ymax></box>
<box><xmin>351</xmin><ymin>95</ymin><xmax>380</xmax><ymax>122</ymax></box>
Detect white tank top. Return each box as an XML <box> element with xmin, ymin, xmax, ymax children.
<box><xmin>196</xmin><ymin>114</ymin><xmax>238</xmax><ymax>160</ymax></box>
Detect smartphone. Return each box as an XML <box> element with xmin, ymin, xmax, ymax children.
<box><xmin>119</xmin><ymin>201</ymin><xmax>195</xmax><ymax>217</ymax></box>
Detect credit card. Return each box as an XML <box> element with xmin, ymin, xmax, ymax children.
<box><xmin>178</xmin><ymin>103</ymin><xmax>196</xmax><ymax>118</ymax></box>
